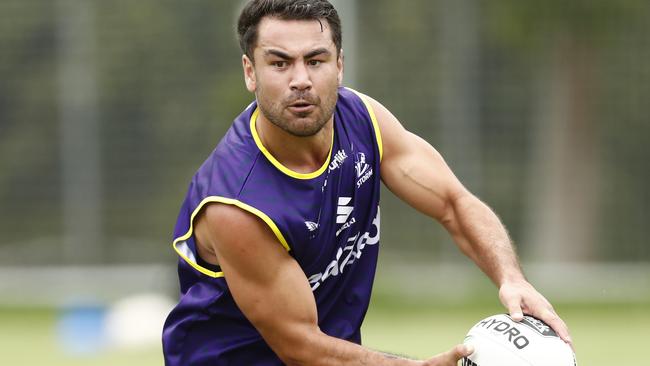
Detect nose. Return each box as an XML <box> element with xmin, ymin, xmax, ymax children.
<box><xmin>289</xmin><ymin>62</ymin><xmax>312</xmax><ymax>91</ymax></box>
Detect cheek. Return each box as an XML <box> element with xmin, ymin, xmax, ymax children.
<box><xmin>257</xmin><ymin>71</ymin><xmax>284</xmax><ymax>93</ymax></box>
<box><xmin>325</xmin><ymin>70</ymin><xmax>342</xmax><ymax>92</ymax></box>
<box><xmin>256</xmin><ymin>79</ymin><xmax>285</xmax><ymax>110</ymax></box>
<box><xmin>312</xmin><ymin>68</ymin><xmax>340</xmax><ymax>90</ymax></box>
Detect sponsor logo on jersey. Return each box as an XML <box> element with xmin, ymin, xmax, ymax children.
<box><xmin>355</xmin><ymin>152</ymin><xmax>373</xmax><ymax>188</ymax></box>
<box><xmin>305</xmin><ymin>221</ymin><xmax>319</xmax><ymax>232</ymax></box>
<box><xmin>336</xmin><ymin>217</ymin><xmax>356</xmax><ymax>237</ymax></box>
<box><xmin>329</xmin><ymin>149</ymin><xmax>348</xmax><ymax>172</ymax></box>
<box><xmin>336</xmin><ymin>197</ymin><xmax>353</xmax><ymax>223</ymax></box>
<box><xmin>335</xmin><ymin>197</ymin><xmax>355</xmax><ymax>236</ymax></box>
<box><xmin>308</xmin><ymin>208</ymin><xmax>380</xmax><ymax>291</ymax></box>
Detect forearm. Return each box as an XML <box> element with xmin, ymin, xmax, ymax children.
<box><xmin>272</xmin><ymin>326</ymin><xmax>422</xmax><ymax>366</ymax></box>
<box><xmin>443</xmin><ymin>193</ymin><xmax>525</xmax><ymax>286</ymax></box>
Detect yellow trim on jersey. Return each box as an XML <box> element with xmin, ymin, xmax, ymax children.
<box><xmin>172</xmin><ymin>196</ymin><xmax>291</xmax><ymax>278</ymax></box>
<box><xmin>249</xmin><ymin>108</ymin><xmax>334</xmax><ymax>180</ymax></box>
<box><xmin>347</xmin><ymin>88</ymin><xmax>384</xmax><ymax>162</ymax></box>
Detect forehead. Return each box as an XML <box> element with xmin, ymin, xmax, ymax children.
<box><xmin>255</xmin><ymin>17</ymin><xmax>335</xmax><ymax>56</ymax></box>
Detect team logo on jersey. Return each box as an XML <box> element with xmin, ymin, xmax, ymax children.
<box><xmin>355</xmin><ymin>152</ymin><xmax>373</xmax><ymax>188</ymax></box>
<box><xmin>336</xmin><ymin>196</ymin><xmax>356</xmax><ymax>237</ymax></box>
<box><xmin>305</xmin><ymin>221</ymin><xmax>319</xmax><ymax>232</ymax></box>
<box><xmin>329</xmin><ymin>149</ymin><xmax>348</xmax><ymax>172</ymax></box>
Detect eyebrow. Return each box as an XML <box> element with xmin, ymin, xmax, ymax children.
<box><xmin>264</xmin><ymin>49</ymin><xmax>292</xmax><ymax>60</ymax></box>
<box><xmin>263</xmin><ymin>47</ymin><xmax>332</xmax><ymax>61</ymax></box>
<box><xmin>304</xmin><ymin>48</ymin><xmax>331</xmax><ymax>59</ymax></box>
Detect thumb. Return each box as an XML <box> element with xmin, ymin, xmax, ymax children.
<box><xmin>447</xmin><ymin>343</ymin><xmax>475</xmax><ymax>360</ymax></box>
<box><xmin>425</xmin><ymin>344</ymin><xmax>474</xmax><ymax>366</ymax></box>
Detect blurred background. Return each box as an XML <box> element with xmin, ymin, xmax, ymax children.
<box><xmin>1</xmin><ymin>0</ymin><xmax>648</xmax><ymax>364</ymax></box>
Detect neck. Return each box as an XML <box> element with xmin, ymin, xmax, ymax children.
<box><xmin>255</xmin><ymin>113</ymin><xmax>333</xmax><ymax>174</ymax></box>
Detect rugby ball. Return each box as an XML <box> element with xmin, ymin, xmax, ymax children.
<box><xmin>462</xmin><ymin>314</ymin><xmax>576</xmax><ymax>366</ymax></box>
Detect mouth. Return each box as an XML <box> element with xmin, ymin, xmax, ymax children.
<box><xmin>287</xmin><ymin>100</ymin><xmax>316</xmax><ymax>114</ymax></box>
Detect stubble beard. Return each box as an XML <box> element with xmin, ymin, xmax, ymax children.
<box><xmin>256</xmin><ymin>86</ymin><xmax>338</xmax><ymax>138</ymax></box>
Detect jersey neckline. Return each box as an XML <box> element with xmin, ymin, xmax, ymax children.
<box><xmin>249</xmin><ymin>107</ymin><xmax>334</xmax><ymax>180</ymax></box>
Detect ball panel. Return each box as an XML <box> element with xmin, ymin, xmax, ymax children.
<box><xmin>464</xmin><ymin>332</ymin><xmax>533</xmax><ymax>366</ymax></box>
<box><xmin>463</xmin><ymin>314</ymin><xmax>577</xmax><ymax>366</ymax></box>
<box><xmin>519</xmin><ymin>315</ymin><xmax>558</xmax><ymax>338</ymax></box>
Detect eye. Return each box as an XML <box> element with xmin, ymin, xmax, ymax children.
<box><xmin>271</xmin><ymin>61</ymin><xmax>288</xmax><ymax>69</ymax></box>
<box><xmin>308</xmin><ymin>60</ymin><xmax>322</xmax><ymax>67</ymax></box>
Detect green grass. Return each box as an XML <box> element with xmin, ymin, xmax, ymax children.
<box><xmin>0</xmin><ymin>307</ymin><xmax>162</xmax><ymax>366</ymax></box>
<box><xmin>1</xmin><ymin>298</ymin><xmax>646</xmax><ymax>365</ymax></box>
<box><xmin>363</xmin><ymin>295</ymin><xmax>646</xmax><ymax>365</ymax></box>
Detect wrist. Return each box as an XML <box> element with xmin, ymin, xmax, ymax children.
<box><xmin>496</xmin><ymin>266</ymin><xmax>527</xmax><ymax>287</ymax></box>
<box><xmin>498</xmin><ymin>275</ymin><xmax>526</xmax><ymax>287</ymax></box>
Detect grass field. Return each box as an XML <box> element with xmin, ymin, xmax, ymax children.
<box><xmin>1</xmin><ymin>296</ymin><xmax>645</xmax><ymax>365</ymax></box>
<box><xmin>363</xmin><ymin>295</ymin><xmax>643</xmax><ymax>365</ymax></box>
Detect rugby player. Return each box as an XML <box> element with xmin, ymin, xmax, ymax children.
<box><xmin>163</xmin><ymin>1</ymin><xmax>572</xmax><ymax>364</ymax></box>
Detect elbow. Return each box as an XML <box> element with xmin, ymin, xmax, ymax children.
<box><xmin>440</xmin><ymin>192</ymin><xmax>480</xmax><ymax>256</ymax></box>
<box><xmin>277</xmin><ymin>346</ymin><xmax>310</xmax><ymax>366</ymax></box>
<box><xmin>439</xmin><ymin>190</ymin><xmax>472</xmax><ymax>229</ymax></box>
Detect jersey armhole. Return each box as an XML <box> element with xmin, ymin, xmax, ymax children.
<box><xmin>346</xmin><ymin>88</ymin><xmax>384</xmax><ymax>162</ymax></box>
<box><xmin>172</xmin><ymin>196</ymin><xmax>291</xmax><ymax>278</ymax></box>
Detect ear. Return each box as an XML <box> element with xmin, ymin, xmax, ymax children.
<box><xmin>242</xmin><ymin>54</ymin><xmax>257</xmax><ymax>92</ymax></box>
<box><xmin>337</xmin><ymin>49</ymin><xmax>344</xmax><ymax>86</ymax></box>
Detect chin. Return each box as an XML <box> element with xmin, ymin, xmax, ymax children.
<box><xmin>288</xmin><ymin>126</ymin><xmax>323</xmax><ymax>137</ymax></box>
<box><xmin>285</xmin><ymin>119</ymin><xmax>325</xmax><ymax>137</ymax></box>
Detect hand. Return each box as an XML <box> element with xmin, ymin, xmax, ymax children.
<box><xmin>499</xmin><ymin>280</ymin><xmax>573</xmax><ymax>348</ymax></box>
<box><xmin>422</xmin><ymin>344</ymin><xmax>474</xmax><ymax>366</ymax></box>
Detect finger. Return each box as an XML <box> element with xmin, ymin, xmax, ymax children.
<box><xmin>537</xmin><ymin>308</ymin><xmax>573</xmax><ymax>347</ymax></box>
<box><xmin>526</xmin><ymin>305</ymin><xmax>573</xmax><ymax>350</ymax></box>
<box><xmin>501</xmin><ymin>294</ymin><xmax>524</xmax><ymax>321</ymax></box>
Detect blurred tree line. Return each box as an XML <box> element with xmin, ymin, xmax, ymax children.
<box><xmin>0</xmin><ymin>0</ymin><xmax>648</xmax><ymax>265</ymax></box>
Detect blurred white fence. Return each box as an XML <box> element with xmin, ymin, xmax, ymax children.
<box><xmin>1</xmin><ymin>261</ymin><xmax>648</xmax><ymax>306</ymax></box>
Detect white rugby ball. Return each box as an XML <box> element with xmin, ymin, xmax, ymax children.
<box><xmin>462</xmin><ymin>314</ymin><xmax>576</xmax><ymax>366</ymax></box>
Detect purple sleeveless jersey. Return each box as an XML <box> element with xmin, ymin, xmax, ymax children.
<box><xmin>163</xmin><ymin>87</ymin><xmax>383</xmax><ymax>365</ymax></box>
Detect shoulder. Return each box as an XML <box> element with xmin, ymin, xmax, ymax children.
<box><xmin>337</xmin><ymin>87</ymin><xmax>374</xmax><ymax>115</ymax></box>
<box><xmin>339</xmin><ymin>89</ymin><xmax>394</xmax><ymax>125</ymax></box>
<box><xmin>191</xmin><ymin>104</ymin><xmax>261</xmax><ymax>199</ymax></box>
<box><xmin>336</xmin><ymin>87</ymin><xmax>385</xmax><ymax>158</ymax></box>
<box><xmin>214</xmin><ymin>102</ymin><xmax>258</xmax><ymax>159</ymax></box>
<box><xmin>337</xmin><ymin>88</ymin><xmax>399</xmax><ymax>134</ymax></box>
<box><xmin>338</xmin><ymin>89</ymin><xmax>408</xmax><ymax>163</ymax></box>
<box><xmin>199</xmin><ymin>202</ymin><xmax>264</xmax><ymax>237</ymax></box>
<box><xmin>194</xmin><ymin>202</ymin><xmax>289</xmax><ymax>270</ymax></box>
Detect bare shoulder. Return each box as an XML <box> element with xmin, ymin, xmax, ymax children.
<box><xmin>198</xmin><ymin>202</ymin><xmax>260</xmax><ymax>234</ymax></box>
<box><xmin>194</xmin><ymin>203</ymin><xmax>285</xmax><ymax>263</ymax></box>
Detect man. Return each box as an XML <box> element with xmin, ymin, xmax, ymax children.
<box><xmin>163</xmin><ymin>1</ymin><xmax>572</xmax><ymax>365</ymax></box>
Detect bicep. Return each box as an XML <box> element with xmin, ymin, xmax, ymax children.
<box><xmin>194</xmin><ymin>203</ymin><xmax>319</xmax><ymax>357</ymax></box>
<box><xmin>367</xmin><ymin>96</ymin><xmax>468</xmax><ymax>221</ymax></box>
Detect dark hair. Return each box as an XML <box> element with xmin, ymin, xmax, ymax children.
<box><xmin>237</xmin><ymin>0</ymin><xmax>342</xmax><ymax>61</ymax></box>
